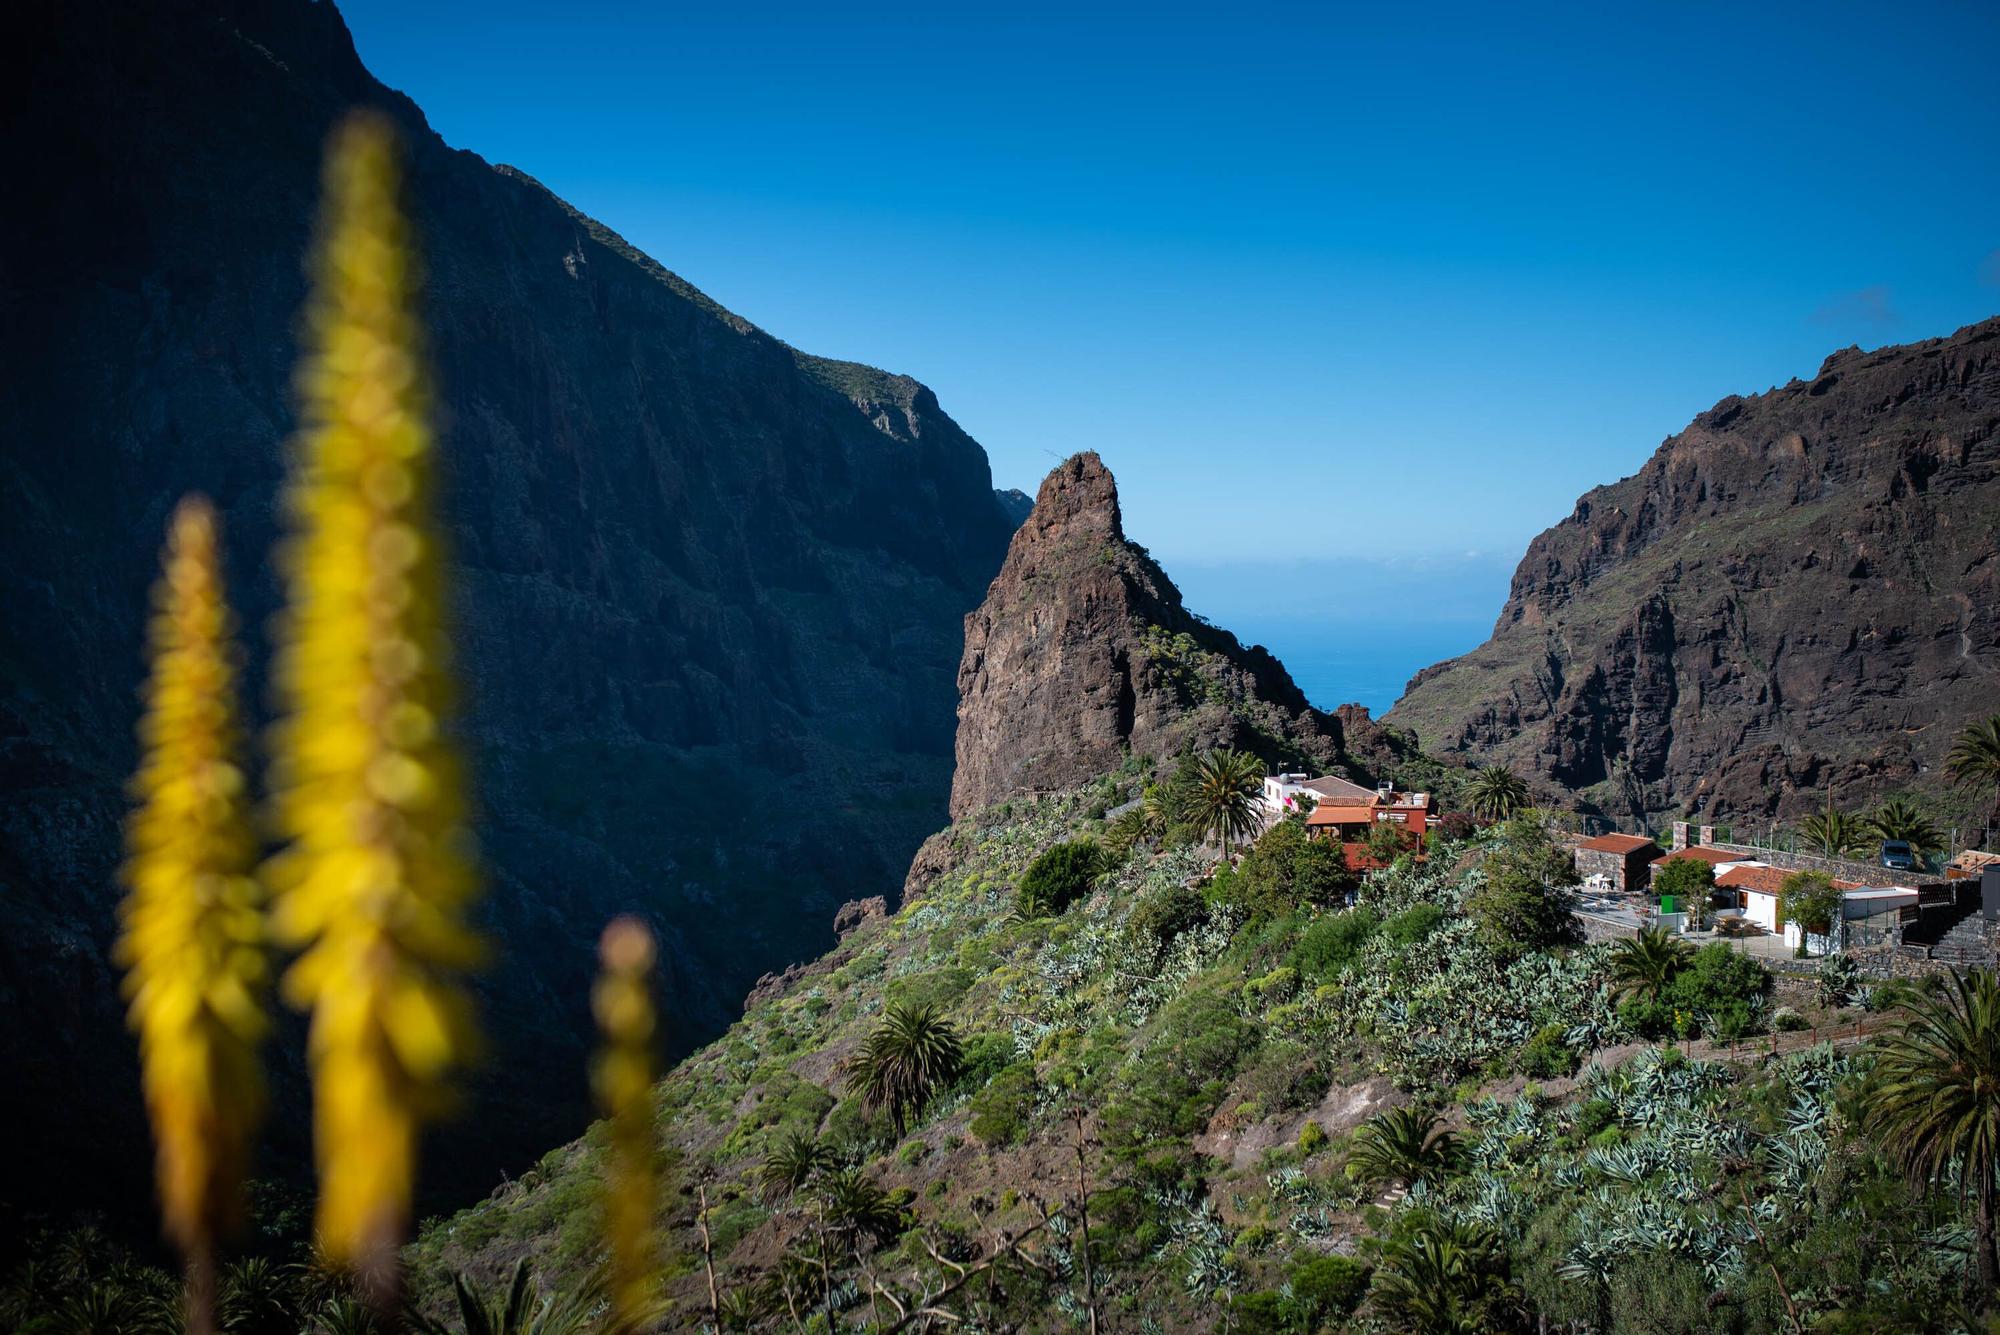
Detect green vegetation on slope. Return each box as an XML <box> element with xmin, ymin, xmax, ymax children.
<box><xmin>379</xmin><ymin>760</ymin><xmax>1975</xmax><ymax>1332</ymax></box>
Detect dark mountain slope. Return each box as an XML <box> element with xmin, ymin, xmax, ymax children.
<box><xmin>1388</xmin><ymin>318</ymin><xmax>2000</xmax><ymax>829</ymax></box>
<box><xmin>0</xmin><ymin>0</ymin><xmax>1015</xmax><ymax>1223</ymax></box>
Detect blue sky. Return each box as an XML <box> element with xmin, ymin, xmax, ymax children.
<box><xmin>337</xmin><ymin>0</ymin><xmax>2000</xmax><ymax>706</ymax></box>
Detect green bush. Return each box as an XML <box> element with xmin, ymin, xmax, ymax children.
<box><xmin>1103</xmin><ymin>987</ymin><xmax>1255</xmax><ymax>1151</ymax></box>
<box><xmin>955</xmin><ymin>1032</ymin><xmax>1017</xmax><ymax>1090</ymax></box>
<box><xmin>967</xmin><ymin>1062</ymin><xmax>1038</xmax><ymax>1147</ymax></box>
<box><xmin>1291</xmin><ymin>908</ymin><xmax>1380</xmax><ymax>981</ymax></box>
<box><xmin>1287</xmin><ymin>1254</ymin><xmax>1370</xmax><ymax>1327</ymax></box>
<box><xmin>1515</xmin><ymin>1023</ymin><xmax>1579</xmax><ymax>1079</ymax></box>
<box><xmin>1466</xmin><ymin>817</ymin><xmax>1580</xmax><ymax>956</ymax></box>
<box><xmin>1015</xmin><ymin>839</ymin><xmax>1105</xmax><ymax>918</ymax></box>
<box><xmin>1126</xmin><ymin>880</ymin><xmax>1208</xmax><ymax>953</ymax></box>
<box><xmin>1298</xmin><ymin>1120</ymin><xmax>1328</xmax><ymax>1154</ymax></box>
<box><xmin>1667</xmin><ymin>943</ymin><xmax>1770</xmax><ymax>1038</ymax></box>
<box><xmin>1234</xmin><ymin>819</ymin><xmax>1357</xmax><ymax>916</ymax></box>
<box><xmin>1382</xmin><ymin>902</ymin><xmax>1446</xmax><ymax>949</ymax></box>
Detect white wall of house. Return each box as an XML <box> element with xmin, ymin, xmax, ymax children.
<box><xmin>1742</xmin><ymin>888</ymin><xmax>1780</xmax><ymax>933</ymax></box>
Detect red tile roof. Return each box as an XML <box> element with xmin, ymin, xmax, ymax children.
<box><xmin>1654</xmin><ymin>846</ymin><xmax>1737</xmax><ymax>866</ymax></box>
<box><xmin>1719</xmin><ymin>864</ymin><xmax>1875</xmax><ymax>895</ymax></box>
<box><xmin>1579</xmin><ymin>833</ymin><xmax>1659</xmax><ymax>854</ymax></box>
<box><xmin>1306</xmin><ymin>804</ymin><xmax>1380</xmax><ymax>826</ymax></box>
<box><xmin>1716</xmin><ymin>865</ymin><xmax>1790</xmax><ymax>895</ymax></box>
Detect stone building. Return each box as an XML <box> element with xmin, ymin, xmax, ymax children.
<box><xmin>1574</xmin><ymin>832</ymin><xmax>1661</xmax><ymax>894</ymax></box>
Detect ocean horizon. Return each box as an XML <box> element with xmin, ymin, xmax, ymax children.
<box><xmin>1214</xmin><ymin>615</ymin><xmax>1494</xmax><ymax>719</ymax></box>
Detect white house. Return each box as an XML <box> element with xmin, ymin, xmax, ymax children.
<box><xmin>1256</xmin><ymin>773</ymin><xmax>1379</xmax><ymax>830</ymax></box>
<box><xmin>1714</xmin><ymin>861</ymin><xmax>1918</xmax><ymax>954</ymax></box>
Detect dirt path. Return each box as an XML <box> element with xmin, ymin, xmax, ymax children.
<box><xmin>1475</xmin><ymin>1014</ymin><xmax>1893</xmax><ymax>1106</ymax></box>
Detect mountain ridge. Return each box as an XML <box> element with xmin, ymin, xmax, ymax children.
<box><xmin>0</xmin><ymin>0</ymin><xmax>1016</xmax><ymax>1225</ymax></box>
<box><xmin>1388</xmin><ymin>316</ymin><xmax>2000</xmax><ymax>829</ymax></box>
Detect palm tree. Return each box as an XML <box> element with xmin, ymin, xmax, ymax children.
<box><xmin>1607</xmin><ymin>926</ymin><xmax>1693</xmax><ymax>1005</ymax></box>
<box><xmin>1183</xmin><ymin>750</ymin><xmax>1265</xmax><ymax>849</ymax></box>
<box><xmin>758</xmin><ymin>1129</ymin><xmax>837</xmax><ymax>1202</ymax></box>
<box><xmin>1948</xmin><ymin>715</ymin><xmax>2000</xmax><ymax>839</ymax></box>
<box><xmin>1865</xmin><ymin>970</ymin><xmax>2000</xmax><ymax>1310</ymax></box>
<box><xmin>1799</xmin><ymin>800</ymin><xmax>1867</xmax><ymax>858</ymax></box>
<box><xmin>1870</xmin><ymin>797</ymin><xmax>1945</xmax><ymax>858</ymax></box>
<box><xmin>1345</xmin><ymin>1107</ymin><xmax>1462</xmax><ymax>1191</ymax></box>
<box><xmin>1468</xmin><ymin>766</ymin><xmax>1530</xmax><ymax>822</ymax></box>
<box><xmin>814</xmin><ymin>1168</ymin><xmax>905</xmax><ymax>1248</ymax></box>
<box><xmin>1367</xmin><ymin>1216</ymin><xmax>1524</xmax><ymax>1334</ymax></box>
<box><xmin>404</xmin><ymin>1262</ymin><xmax>601</xmax><ymax>1335</ymax></box>
<box><xmin>845</xmin><ymin>1001</ymin><xmax>964</xmax><ymax>1137</ymax></box>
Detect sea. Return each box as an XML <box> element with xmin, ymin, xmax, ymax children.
<box><xmin>1218</xmin><ymin>617</ymin><xmax>1493</xmax><ymax>717</ymax></box>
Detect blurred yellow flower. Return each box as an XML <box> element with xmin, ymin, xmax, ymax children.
<box><xmin>265</xmin><ymin>110</ymin><xmax>483</xmax><ymax>1281</ymax></box>
<box><xmin>116</xmin><ymin>495</ymin><xmax>265</xmax><ymax>1319</ymax></box>
<box><xmin>594</xmin><ymin>917</ymin><xmax>662</xmax><ymax>1331</ymax></box>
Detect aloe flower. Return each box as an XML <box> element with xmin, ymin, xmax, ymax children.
<box><xmin>265</xmin><ymin>111</ymin><xmax>483</xmax><ymax>1286</ymax></box>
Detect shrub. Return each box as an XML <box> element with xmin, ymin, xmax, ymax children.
<box><xmin>1234</xmin><ymin>818</ymin><xmax>1358</xmax><ymax>916</ymax></box>
<box><xmin>1665</xmin><ymin>943</ymin><xmax>1771</xmax><ymax>1038</ymax></box>
<box><xmin>1287</xmin><ymin>1254</ymin><xmax>1370</xmax><ymax>1327</ymax></box>
<box><xmin>1015</xmin><ymin>840</ymin><xmax>1104</xmax><ymax>919</ymax></box>
<box><xmin>1515</xmin><ymin>1023</ymin><xmax>1579</xmax><ymax>1079</ymax></box>
<box><xmin>1466</xmin><ymin>818</ymin><xmax>1580</xmax><ymax>956</ymax></box>
<box><xmin>1773</xmin><ymin>1005</ymin><xmax>1808</xmax><ymax>1032</ymax></box>
<box><xmin>1298</xmin><ymin>1120</ymin><xmax>1328</xmax><ymax>1154</ymax></box>
<box><xmin>1242</xmin><ymin>966</ymin><xmax>1300</xmax><ymax>1010</ymax></box>
<box><xmin>1382</xmin><ymin>903</ymin><xmax>1446</xmax><ymax>949</ymax></box>
<box><xmin>955</xmin><ymin>1033</ymin><xmax>1016</xmax><ymax>1091</ymax></box>
<box><xmin>1126</xmin><ymin>880</ymin><xmax>1208</xmax><ymax>954</ymax></box>
<box><xmin>1292</xmin><ymin>908</ymin><xmax>1380</xmax><ymax>980</ymax></box>
<box><xmin>967</xmin><ymin>1063</ymin><xmax>1037</xmax><ymax>1147</ymax></box>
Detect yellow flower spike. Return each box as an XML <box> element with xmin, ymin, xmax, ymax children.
<box><xmin>116</xmin><ymin>494</ymin><xmax>266</xmax><ymax>1335</ymax></box>
<box><xmin>594</xmin><ymin>917</ymin><xmax>663</xmax><ymax>1333</ymax></box>
<box><xmin>265</xmin><ymin>111</ymin><xmax>484</xmax><ymax>1295</ymax></box>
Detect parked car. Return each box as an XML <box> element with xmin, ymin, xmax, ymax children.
<box><xmin>1878</xmin><ymin>839</ymin><xmax>1917</xmax><ymax>872</ymax></box>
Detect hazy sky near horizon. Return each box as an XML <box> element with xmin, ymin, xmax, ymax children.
<box><xmin>338</xmin><ymin>0</ymin><xmax>1999</xmax><ymax>626</ymax></box>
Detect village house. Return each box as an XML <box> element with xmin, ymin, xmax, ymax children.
<box><xmin>1257</xmin><ymin>772</ymin><xmax>1383</xmax><ymax>828</ymax></box>
<box><xmin>1713</xmin><ymin>860</ymin><xmax>1918</xmax><ymax>953</ymax></box>
<box><xmin>1301</xmin><ymin>779</ymin><xmax>1434</xmax><ymax>871</ymax></box>
<box><xmin>1574</xmin><ymin>832</ymin><xmax>1661</xmax><ymax>894</ymax></box>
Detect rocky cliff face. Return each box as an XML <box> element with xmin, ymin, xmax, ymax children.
<box><xmin>1389</xmin><ymin>319</ymin><xmax>2000</xmax><ymax>829</ymax></box>
<box><xmin>952</xmin><ymin>453</ymin><xmax>1385</xmax><ymax>817</ymax></box>
<box><xmin>0</xmin><ymin>0</ymin><xmax>1015</xmax><ymax>1223</ymax></box>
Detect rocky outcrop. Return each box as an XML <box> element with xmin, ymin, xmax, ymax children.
<box><xmin>0</xmin><ymin>0</ymin><xmax>1016</xmax><ymax>1223</ymax></box>
<box><xmin>952</xmin><ymin>453</ymin><xmax>1362</xmax><ymax>817</ymax></box>
<box><xmin>1388</xmin><ymin>318</ymin><xmax>2000</xmax><ymax>828</ymax></box>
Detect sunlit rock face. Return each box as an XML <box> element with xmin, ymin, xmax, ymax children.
<box><xmin>1390</xmin><ymin>318</ymin><xmax>2000</xmax><ymax>829</ymax></box>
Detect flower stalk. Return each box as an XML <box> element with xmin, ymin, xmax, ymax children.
<box><xmin>117</xmin><ymin>495</ymin><xmax>266</xmax><ymax>1334</ymax></box>
<box><xmin>265</xmin><ymin>110</ymin><xmax>483</xmax><ymax>1297</ymax></box>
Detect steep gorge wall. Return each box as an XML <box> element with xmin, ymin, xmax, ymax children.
<box><xmin>0</xmin><ymin>0</ymin><xmax>1015</xmax><ymax>1221</ymax></box>
<box><xmin>1390</xmin><ymin>318</ymin><xmax>2000</xmax><ymax>829</ymax></box>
